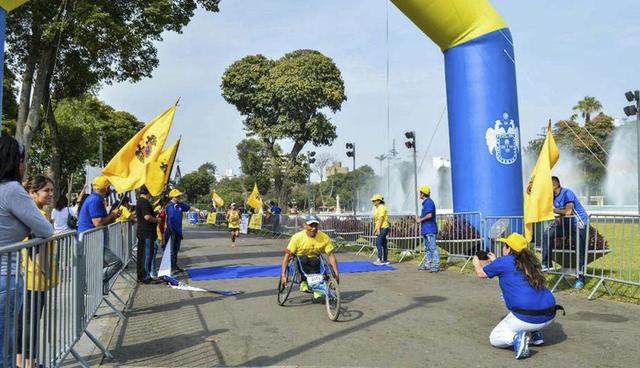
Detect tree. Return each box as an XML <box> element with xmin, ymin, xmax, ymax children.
<box><xmin>312</xmin><ymin>153</ymin><xmax>334</xmax><ymax>183</ymax></box>
<box><xmin>214</xmin><ymin>177</ymin><xmax>246</xmax><ymax>207</ymax></box>
<box><xmin>236</xmin><ymin>138</ymin><xmax>273</xmax><ymax>194</ymax></box>
<box><xmin>221</xmin><ymin>49</ymin><xmax>347</xmax><ymax>204</ymax></box>
<box><xmin>6</xmin><ymin>0</ymin><xmax>221</xmax><ymax>185</ymax></box>
<box><xmin>181</xmin><ymin>169</ymin><xmax>215</xmax><ymax>204</ymax></box>
<box><xmin>198</xmin><ymin>162</ymin><xmax>217</xmax><ymax>176</ymax></box>
<box><xmin>572</xmin><ymin>96</ymin><xmax>602</xmax><ymax>125</ymax></box>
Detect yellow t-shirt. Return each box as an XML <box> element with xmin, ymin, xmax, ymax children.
<box><xmin>286</xmin><ymin>230</ymin><xmax>335</xmax><ymax>257</ymax></box>
<box><xmin>21</xmin><ymin>209</ymin><xmax>58</xmax><ymax>291</ymax></box>
<box><xmin>373</xmin><ymin>204</ymin><xmax>390</xmax><ymax>229</ymax></box>
<box><xmin>227</xmin><ymin>209</ymin><xmax>240</xmax><ymax>228</ymax></box>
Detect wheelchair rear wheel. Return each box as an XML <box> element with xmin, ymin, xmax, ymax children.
<box><xmin>325</xmin><ymin>277</ymin><xmax>340</xmax><ymax>321</ymax></box>
<box><xmin>277</xmin><ymin>261</ymin><xmax>296</xmax><ymax>305</ymax></box>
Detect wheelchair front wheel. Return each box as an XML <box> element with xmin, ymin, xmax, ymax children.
<box><xmin>277</xmin><ymin>263</ymin><xmax>295</xmax><ymax>306</ymax></box>
<box><xmin>325</xmin><ymin>277</ymin><xmax>341</xmax><ymax>321</ymax></box>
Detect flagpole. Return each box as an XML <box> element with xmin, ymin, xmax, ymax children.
<box><xmin>165</xmin><ymin>136</ymin><xmax>182</xmax><ymax>191</ymax></box>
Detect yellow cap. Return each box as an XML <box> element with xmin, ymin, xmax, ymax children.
<box><xmin>418</xmin><ymin>185</ymin><xmax>431</xmax><ymax>195</ymax></box>
<box><xmin>497</xmin><ymin>233</ymin><xmax>528</xmax><ymax>253</ymax></box>
<box><xmin>169</xmin><ymin>188</ymin><xmax>183</xmax><ymax>198</ymax></box>
<box><xmin>370</xmin><ymin>194</ymin><xmax>384</xmax><ymax>202</ymax></box>
<box><xmin>91</xmin><ymin>176</ymin><xmax>111</xmax><ymax>190</ymax></box>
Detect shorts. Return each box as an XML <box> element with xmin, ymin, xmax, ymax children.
<box><xmin>229</xmin><ymin>228</ymin><xmax>239</xmax><ymax>232</ymax></box>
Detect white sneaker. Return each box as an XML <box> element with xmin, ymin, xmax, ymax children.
<box><xmin>373</xmin><ymin>260</ymin><xmax>383</xmax><ymax>266</ymax></box>
<box><xmin>382</xmin><ymin>261</ymin><xmax>390</xmax><ymax>265</ymax></box>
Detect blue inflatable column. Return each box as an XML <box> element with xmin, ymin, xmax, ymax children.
<box><xmin>445</xmin><ymin>29</ymin><xmax>523</xmax><ymax>217</ymax></box>
<box><xmin>0</xmin><ymin>7</ymin><xmax>6</xmax><ymax>132</ymax></box>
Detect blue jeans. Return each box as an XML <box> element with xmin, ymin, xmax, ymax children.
<box><xmin>376</xmin><ymin>227</ymin><xmax>389</xmax><ymax>262</ymax></box>
<box><xmin>151</xmin><ymin>240</ymin><xmax>161</xmax><ymax>277</ymax></box>
<box><xmin>142</xmin><ymin>238</ymin><xmax>155</xmax><ymax>282</ymax></box>
<box><xmin>171</xmin><ymin>235</ymin><xmax>182</xmax><ymax>270</ymax></box>
<box><xmin>423</xmin><ymin>234</ymin><xmax>439</xmax><ymax>270</ymax></box>
<box><xmin>541</xmin><ymin>221</ymin><xmax>587</xmax><ymax>279</ymax></box>
<box><xmin>0</xmin><ymin>275</ymin><xmax>23</xmax><ymax>368</ymax></box>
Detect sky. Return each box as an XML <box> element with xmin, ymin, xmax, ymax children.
<box><xmin>99</xmin><ymin>0</ymin><xmax>640</xmax><ymax>179</ymax></box>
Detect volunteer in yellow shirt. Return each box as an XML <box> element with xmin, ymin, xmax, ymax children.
<box><xmin>226</xmin><ymin>203</ymin><xmax>241</xmax><ymax>248</ymax></box>
<box><xmin>280</xmin><ymin>214</ymin><xmax>340</xmax><ymax>297</ymax></box>
<box><xmin>371</xmin><ymin>194</ymin><xmax>390</xmax><ymax>265</ymax></box>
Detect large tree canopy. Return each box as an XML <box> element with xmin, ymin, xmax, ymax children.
<box><xmin>221</xmin><ymin>49</ymin><xmax>347</xmax><ymax>203</ymax></box>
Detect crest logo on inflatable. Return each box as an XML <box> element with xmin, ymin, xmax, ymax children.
<box><xmin>485</xmin><ymin>112</ymin><xmax>520</xmax><ymax>165</ymax></box>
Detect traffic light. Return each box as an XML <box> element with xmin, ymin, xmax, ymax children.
<box><xmin>346</xmin><ymin>143</ymin><xmax>355</xmax><ymax>158</ymax></box>
<box><xmin>308</xmin><ymin>151</ymin><xmax>316</xmax><ymax>164</ymax></box>
<box><xmin>624</xmin><ymin>90</ymin><xmax>639</xmax><ymax>117</ymax></box>
<box><xmin>404</xmin><ymin>131</ymin><xmax>415</xmax><ymax>149</ymax></box>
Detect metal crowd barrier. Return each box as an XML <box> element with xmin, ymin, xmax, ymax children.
<box><xmin>435</xmin><ymin>212</ymin><xmax>483</xmax><ymax>271</ymax></box>
<box><xmin>583</xmin><ymin>213</ymin><xmax>636</xmax><ymax>300</ymax></box>
<box><xmin>0</xmin><ymin>221</ymin><xmax>135</xmax><ymax>368</ymax></box>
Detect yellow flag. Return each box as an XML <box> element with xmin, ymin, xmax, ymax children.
<box><xmin>246</xmin><ymin>183</ymin><xmax>262</xmax><ymax>210</ymax></box>
<box><xmin>102</xmin><ymin>103</ymin><xmax>177</xmax><ymax>193</ymax></box>
<box><xmin>524</xmin><ymin>122</ymin><xmax>560</xmax><ymax>241</ymax></box>
<box><xmin>145</xmin><ymin>138</ymin><xmax>180</xmax><ymax>196</ymax></box>
<box><xmin>211</xmin><ymin>191</ymin><xmax>224</xmax><ymax>208</ymax></box>
<box><xmin>0</xmin><ymin>1</ymin><xmax>28</xmax><ymax>12</ymax></box>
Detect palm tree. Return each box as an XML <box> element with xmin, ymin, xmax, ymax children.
<box><xmin>572</xmin><ymin>96</ymin><xmax>602</xmax><ymax>124</ymax></box>
<box><xmin>374</xmin><ymin>154</ymin><xmax>387</xmax><ymax>175</ymax></box>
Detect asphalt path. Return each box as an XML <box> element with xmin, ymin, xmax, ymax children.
<box><xmin>103</xmin><ymin>227</ymin><xmax>639</xmax><ymax>367</ymax></box>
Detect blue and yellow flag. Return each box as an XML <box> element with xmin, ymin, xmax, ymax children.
<box><xmin>145</xmin><ymin>138</ymin><xmax>180</xmax><ymax>196</ymax></box>
<box><xmin>524</xmin><ymin>122</ymin><xmax>559</xmax><ymax>241</ymax></box>
<box><xmin>246</xmin><ymin>183</ymin><xmax>262</xmax><ymax>211</ymax></box>
<box><xmin>102</xmin><ymin>102</ymin><xmax>176</xmax><ymax>193</ymax></box>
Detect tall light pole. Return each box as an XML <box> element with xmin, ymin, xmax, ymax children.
<box><xmin>98</xmin><ymin>130</ymin><xmax>105</xmax><ymax>167</ymax></box>
<box><xmin>405</xmin><ymin>131</ymin><xmax>418</xmax><ymax>216</ymax></box>
<box><xmin>306</xmin><ymin>151</ymin><xmax>316</xmax><ymax>213</ymax></box>
<box><xmin>346</xmin><ymin>143</ymin><xmax>356</xmax><ymax>216</ymax></box>
<box><xmin>623</xmin><ymin>90</ymin><xmax>640</xmax><ymax>214</ymax></box>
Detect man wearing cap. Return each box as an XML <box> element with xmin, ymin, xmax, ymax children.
<box><xmin>472</xmin><ymin>233</ymin><xmax>561</xmax><ymax>360</ymax></box>
<box><xmin>135</xmin><ymin>185</ymin><xmax>158</xmax><ymax>283</ymax></box>
<box><xmin>165</xmin><ymin>188</ymin><xmax>201</xmax><ymax>273</ymax></box>
<box><xmin>416</xmin><ymin>185</ymin><xmax>439</xmax><ymax>272</ymax></box>
<box><xmin>280</xmin><ymin>215</ymin><xmax>339</xmax><ymax>299</ymax></box>
<box><xmin>77</xmin><ymin>176</ymin><xmax>123</xmax><ymax>294</ymax></box>
<box><xmin>371</xmin><ymin>194</ymin><xmax>390</xmax><ymax>265</ymax></box>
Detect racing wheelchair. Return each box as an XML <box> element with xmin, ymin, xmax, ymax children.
<box><xmin>277</xmin><ymin>254</ymin><xmax>341</xmax><ymax>321</ymax></box>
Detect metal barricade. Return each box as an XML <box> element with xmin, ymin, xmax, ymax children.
<box><xmin>280</xmin><ymin>215</ymin><xmax>301</xmax><ymax>237</ymax></box>
<box><xmin>583</xmin><ymin>213</ymin><xmax>636</xmax><ymax>300</ymax></box>
<box><xmin>436</xmin><ymin>212</ymin><xmax>483</xmax><ymax>271</ymax></box>
<box><xmin>356</xmin><ymin>215</ymin><xmax>419</xmax><ymax>262</ymax></box>
<box><xmin>332</xmin><ymin>215</ymin><xmax>369</xmax><ymax>248</ymax></box>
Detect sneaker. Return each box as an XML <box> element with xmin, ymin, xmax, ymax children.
<box><xmin>531</xmin><ymin>331</ymin><xmax>544</xmax><ymax>346</ymax></box>
<box><xmin>572</xmin><ymin>279</ymin><xmax>585</xmax><ymax>289</ymax></box>
<box><xmin>299</xmin><ymin>281</ymin><xmax>310</xmax><ymax>292</ymax></box>
<box><xmin>429</xmin><ymin>269</ymin><xmax>440</xmax><ymax>273</ymax></box>
<box><xmin>382</xmin><ymin>261</ymin><xmax>390</xmax><ymax>265</ymax></box>
<box><xmin>417</xmin><ymin>265</ymin><xmax>430</xmax><ymax>271</ymax></box>
<box><xmin>373</xmin><ymin>260</ymin><xmax>383</xmax><ymax>266</ymax></box>
<box><xmin>513</xmin><ymin>331</ymin><xmax>530</xmax><ymax>359</ymax></box>
<box><xmin>313</xmin><ymin>290</ymin><xmax>323</xmax><ymax>299</ymax></box>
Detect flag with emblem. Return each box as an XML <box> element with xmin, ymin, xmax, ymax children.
<box><xmin>524</xmin><ymin>121</ymin><xmax>559</xmax><ymax>241</ymax></box>
<box><xmin>145</xmin><ymin>138</ymin><xmax>180</xmax><ymax>196</ymax></box>
<box><xmin>245</xmin><ymin>183</ymin><xmax>262</xmax><ymax>211</ymax></box>
<box><xmin>211</xmin><ymin>191</ymin><xmax>224</xmax><ymax>208</ymax></box>
<box><xmin>102</xmin><ymin>102</ymin><xmax>177</xmax><ymax>192</ymax></box>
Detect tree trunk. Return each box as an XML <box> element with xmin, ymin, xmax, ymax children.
<box><xmin>44</xmin><ymin>86</ymin><xmax>62</xmax><ymax>203</ymax></box>
<box><xmin>15</xmin><ymin>54</ymin><xmax>37</xmax><ymax>142</ymax></box>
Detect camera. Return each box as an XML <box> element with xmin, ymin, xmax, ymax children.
<box><xmin>475</xmin><ymin>250</ymin><xmax>489</xmax><ymax>260</ymax></box>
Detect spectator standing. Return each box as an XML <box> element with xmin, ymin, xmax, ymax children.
<box><xmin>473</xmin><ymin>233</ymin><xmax>562</xmax><ymax>360</ymax></box>
<box><xmin>371</xmin><ymin>194</ymin><xmax>390</xmax><ymax>266</ymax></box>
<box><xmin>541</xmin><ymin>176</ymin><xmax>589</xmax><ymax>289</ymax></box>
<box><xmin>76</xmin><ymin>176</ymin><xmax>122</xmax><ymax>294</ymax></box>
<box><xmin>51</xmin><ymin>195</ymin><xmax>76</xmax><ymax>233</ymax></box>
<box><xmin>165</xmin><ymin>189</ymin><xmax>201</xmax><ymax>274</ymax></box>
<box><xmin>416</xmin><ymin>185</ymin><xmax>439</xmax><ymax>272</ymax></box>
<box><xmin>0</xmin><ymin>136</ymin><xmax>53</xmax><ymax>368</ymax></box>
<box><xmin>135</xmin><ymin>186</ymin><xmax>157</xmax><ymax>283</ymax></box>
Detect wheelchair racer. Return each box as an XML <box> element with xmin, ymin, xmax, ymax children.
<box><xmin>280</xmin><ymin>214</ymin><xmax>340</xmax><ymax>298</ymax></box>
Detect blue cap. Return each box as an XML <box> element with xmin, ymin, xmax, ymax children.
<box><xmin>304</xmin><ymin>214</ymin><xmax>321</xmax><ymax>224</ymax></box>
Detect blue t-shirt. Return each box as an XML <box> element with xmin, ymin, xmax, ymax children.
<box><xmin>166</xmin><ymin>201</ymin><xmax>190</xmax><ymax>237</ymax></box>
<box><xmin>77</xmin><ymin>192</ymin><xmax>107</xmax><ymax>234</ymax></box>
<box><xmin>420</xmin><ymin>197</ymin><xmax>437</xmax><ymax>235</ymax></box>
<box><xmin>271</xmin><ymin>205</ymin><xmax>282</xmax><ymax>215</ymax></box>
<box><xmin>483</xmin><ymin>254</ymin><xmax>556</xmax><ymax>324</ymax></box>
<box><xmin>554</xmin><ymin>188</ymin><xmax>588</xmax><ymax>226</ymax></box>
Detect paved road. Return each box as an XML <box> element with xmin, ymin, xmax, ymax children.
<box><xmin>102</xmin><ymin>227</ymin><xmax>639</xmax><ymax>367</ymax></box>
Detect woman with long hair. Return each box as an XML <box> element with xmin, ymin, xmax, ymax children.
<box><xmin>0</xmin><ymin>136</ymin><xmax>53</xmax><ymax>368</ymax></box>
<box><xmin>371</xmin><ymin>194</ymin><xmax>390</xmax><ymax>265</ymax></box>
<box><xmin>473</xmin><ymin>233</ymin><xmax>561</xmax><ymax>360</ymax></box>
<box><xmin>51</xmin><ymin>195</ymin><xmax>77</xmax><ymax>233</ymax></box>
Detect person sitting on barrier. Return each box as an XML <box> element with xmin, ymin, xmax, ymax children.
<box><xmin>17</xmin><ymin>175</ymin><xmax>57</xmax><ymax>367</ymax></box>
<box><xmin>165</xmin><ymin>188</ymin><xmax>202</xmax><ymax>274</ymax></box>
<box><xmin>77</xmin><ymin>176</ymin><xmax>123</xmax><ymax>295</ymax></box>
<box><xmin>473</xmin><ymin>233</ymin><xmax>563</xmax><ymax>360</ymax></box>
<box><xmin>416</xmin><ymin>185</ymin><xmax>439</xmax><ymax>272</ymax></box>
<box><xmin>226</xmin><ymin>203</ymin><xmax>240</xmax><ymax>248</ymax></box>
<box><xmin>0</xmin><ymin>136</ymin><xmax>53</xmax><ymax>368</ymax></box>
<box><xmin>280</xmin><ymin>215</ymin><xmax>339</xmax><ymax>299</ymax></box>
<box><xmin>541</xmin><ymin>176</ymin><xmax>589</xmax><ymax>289</ymax></box>
<box><xmin>371</xmin><ymin>194</ymin><xmax>390</xmax><ymax>266</ymax></box>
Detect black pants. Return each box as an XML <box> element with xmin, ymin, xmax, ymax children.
<box><xmin>297</xmin><ymin>255</ymin><xmax>320</xmax><ymax>277</ymax></box>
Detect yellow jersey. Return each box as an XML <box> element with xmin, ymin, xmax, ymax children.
<box><xmin>227</xmin><ymin>209</ymin><xmax>240</xmax><ymax>228</ymax></box>
<box><xmin>373</xmin><ymin>204</ymin><xmax>390</xmax><ymax>229</ymax></box>
<box><xmin>286</xmin><ymin>230</ymin><xmax>335</xmax><ymax>257</ymax></box>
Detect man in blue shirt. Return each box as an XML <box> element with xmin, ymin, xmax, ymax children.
<box><xmin>541</xmin><ymin>176</ymin><xmax>589</xmax><ymax>289</ymax></box>
<box><xmin>269</xmin><ymin>201</ymin><xmax>282</xmax><ymax>233</ymax></box>
<box><xmin>416</xmin><ymin>185</ymin><xmax>439</xmax><ymax>272</ymax></box>
<box><xmin>165</xmin><ymin>188</ymin><xmax>201</xmax><ymax>273</ymax></box>
<box><xmin>77</xmin><ymin>176</ymin><xmax>123</xmax><ymax>294</ymax></box>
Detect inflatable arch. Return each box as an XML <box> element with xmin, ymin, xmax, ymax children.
<box><xmin>392</xmin><ymin>0</ymin><xmax>523</xmax><ymax>218</ymax></box>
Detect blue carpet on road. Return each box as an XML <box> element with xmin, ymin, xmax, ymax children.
<box><xmin>187</xmin><ymin>261</ymin><xmax>396</xmax><ymax>281</ymax></box>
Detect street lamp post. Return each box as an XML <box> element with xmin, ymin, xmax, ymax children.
<box><xmin>405</xmin><ymin>131</ymin><xmax>418</xmax><ymax>216</ymax></box>
<box><xmin>306</xmin><ymin>151</ymin><xmax>316</xmax><ymax>214</ymax></box>
<box><xmin>623</xmin><ymin>90</ymin><xmax>640</xmax><ymax>214</ymax></box>
<box><xmin>346</xmin><ymin>143</ymin><xmax>356</xmax><ymax>216</ymax></box>
<box><xmin>98</xmin><ymin>130</ymin><xmax>105</xmax><ymax>167</ymax></box>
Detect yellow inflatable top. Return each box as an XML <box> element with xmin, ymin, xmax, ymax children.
<box><xmin>391</xmin><ymin>0</ymin><xmax>507</xmax><ymax>51</ymax></box>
